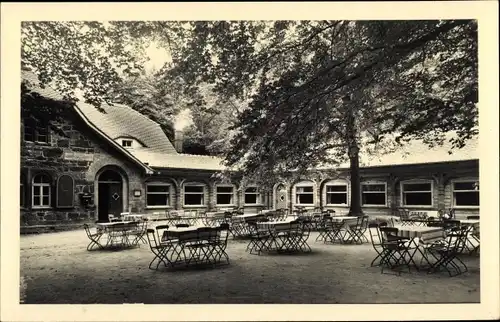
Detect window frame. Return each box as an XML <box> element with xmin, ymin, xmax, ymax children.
<box><xmin>295</xmin><ymin>181</ymin><xmax>315</xmax><ymax>206</ymax></box>
<box><xmin>400</xmin><ymin>179</ymin><xmax>434</xmax><ymax>208</ymax></box>
<box><xmin>451</xmin><ymin>179</ymin><xmax>479</xmax><ymax>208</ymax></box>
<box><xmin>361</xmin><ymin>181</ymin><xmax>387</xmax><ymax>207</ymax></box>
<box><xmin>324</xmin><ymin>181</ymin><xmax>349</xmax><ymax>206</ymax></box>
<box><xmin>146</xmin><ymin>182</ymin><xmax>172</xmax><ymax>208</ymax></box>
<box><xmin>183</xmin><ymin>183</ymin><xmax>206</xmax><ymax>207</ymax></box>
<box><xmin>215</xmin><ymin>184</ymin><xmax>235</xmax><ymax>206</ymax></box>
<box><xmin>32</xmin><ymin>173</ymin><xmax>51</xmax><ymax>209</ymax></box>
<box><xmin>23</xmin><ymin>117</ymin><xmax>50</xmax><ymax>144</ymax></box>
<box><xmin>121</xmin><ymin>139</ymin><xmax>133</xmax><ymax>147</ymax></box>
<box><xmin>244</xmin><ymin>186</ymin><xmax>261</xmax><ymax>205</ymax></box>
<box><xmin>20</xmin><ymin>174</ymin><xmax>25</xmax><ymax>208</ymax></box>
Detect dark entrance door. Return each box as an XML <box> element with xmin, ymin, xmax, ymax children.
<box><xmin>97</xmin><ymin>170</ymin><xmax>123</xmax><ymax>222</ymax></box>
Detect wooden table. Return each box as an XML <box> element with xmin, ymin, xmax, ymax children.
<box><xmin>256</xmin><ymin>218</ymin><xmax>310</xmax><ymax>253</ymax></box>
<box><xmin>157</xmin><ymin>225</ymin><xmax>226</xmax><ymax>268</ymax></box>
<box><xmin>95</xmin><ymin>221</ymin><xmax>140</xmax><ymax>248</ymax></box>
<box><xmin>123</xmin><ymin>214</ymin><xmax>144</xmax><ymax>221</ymax></box>
<box><xmin>392</xmin><ymin>225</ymin><xmax>445</xmax><ymax>269</ymax></box>
<box><xmin>459</xmin><ymin>219</ymin><xmax>480</xmax><ymax>227</ymax></box>
<box><xmin>256</xmin><ymin>217</ymin><xmax>296</xmax><ymax>231</ymax></box>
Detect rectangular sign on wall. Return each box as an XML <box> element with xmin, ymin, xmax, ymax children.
<box><xmin>63</xmin><ymin>151</ymin><xmax>94</xmax><ymax>162</ymax></box>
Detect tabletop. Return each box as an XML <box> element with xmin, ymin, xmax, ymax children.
<box><xmin>256</xmin><ymin>218</ymin><xmax>296</xmax><ymax>229</ymax></box>
<box><xmin>96</xmin><ymin>221</ymin><xmax>136</xmax><ymax>227</ymax></box>
<box><xmin>459</xmin><ymin>219</ymin><xmax>480</xmax><ymax>225</ymax></box>
<box><xmin>233</xmin><ymin>213</ymin><xmax>259</xmax><ymax>218</ymax></box>
<box><xmin>330</xmin><ymin>216</ymin><xmax>358</xmax><ymax>221</ymax></box>
<box><xmin>393</xmin><ymin>225</ymin><xmax>444</xmax><ymax>242</ymax></box>
<box><xmin>163</xmin><ymin>225</ymin><xmax>214</xmax><ymax>240</ymax></box>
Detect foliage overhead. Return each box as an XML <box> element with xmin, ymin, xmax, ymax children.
<box><xmin>21</xmin><ymin>20</ymin><xmax>478</xmax><ymax>188</ymax></box>
<box><xmin>159</xmin><ymin>20</ymin><xmax>478</xmax><ymax>187</ymax></box>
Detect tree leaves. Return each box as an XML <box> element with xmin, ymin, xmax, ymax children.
<box><xmin>160</xmin><ymin>20</ymin><xmax>478</xmax><ymax>186</ymax></box>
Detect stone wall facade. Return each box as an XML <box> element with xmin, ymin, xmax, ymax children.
<box><xmin>20</xmin><ymin>107</ymin><xmax>479</xmax><ymax>228</ymax></box>
<box><xmin>20</xmin><ymin>109</ymin><xmax>145</xmax><ymax>227</ymax></box>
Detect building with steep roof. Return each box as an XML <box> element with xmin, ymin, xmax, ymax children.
<box><xmin>20</xmin><ymin>70</ymin><xmax>479</xmax><ymax>230</ymax></box>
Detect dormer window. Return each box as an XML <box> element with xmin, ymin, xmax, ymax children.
<box><xmin>121</xmin><ymin>139</ymin><xmax>132</xmax><ymax>148</ymax></box>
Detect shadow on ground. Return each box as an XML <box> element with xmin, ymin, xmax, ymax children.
<box><xmin>20</xmin><ymin>227</ymin><xmax>480</xmax><ymax>304</ymax></box>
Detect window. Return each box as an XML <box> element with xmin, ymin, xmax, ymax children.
<box><xmin>32</xmin><ymin>173</ymin><xmax>51</xmax><ymax>208</ymax></box>
<box><xmin>216</xmin><ymin>186</ymin><xmax>234</xmax><ymax>205</ymax></box>
<box><xmin>24</xmin><ymin>117</ymin><xmax>49</xmax><ymax>143</ymax></box>
<box><xmin>244</xmin><ymin>187</ymin><xmax>261</xmax><ymax>205</ymax></box>
<box><xmin>361</xmin><ymin>183</ymin><xmax>387</xmax><ymax>206</ymax></box>
<box><xmin>146</xmin><ymin>183</ymin><xmax>171</xmax><ymax>207</ymax></box>
<box><xmin>401</xmin><ymin>181</ymin><xmax>433</xmax><ymax>207</ymax></box>
<box><xmin>453</xmin><ymin>180</ymin><xmax>479</xmax><ymax>207</ymax></box>
<box><xmin>20</xmin><ymin>174</ymin><xmax>25</xmax><ymax>207</ymax></box>
<box><xmin>121</xmin><ymin>139</ymin><xmax>132</xmax><ymax>147</ymax></box>
<box><xmin>325</xmin><ymin>184</ymin><xmax>348</xmax><ymax>205</ymax></box>
<box><xmin>184</xmin><ymin>184</ymin><xmax>205</xmax><ymax>206</ymax></box>
<box><xmin>296</xmin><ymin>184</ymin><xmax>314</xmax><ymax>205</ymax></box>
<box><xmin>56</xmin><ymin>174</ymin><xmax>75</xmax><ymax>208</ymax></box>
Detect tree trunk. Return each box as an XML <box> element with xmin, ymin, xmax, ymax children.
<box><xmin>348</xmin><ymin>150</ymin><xmax>364</xmax><ymax>217</ymax></box>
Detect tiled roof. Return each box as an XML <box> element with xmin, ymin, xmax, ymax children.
<box><xmin>76</xmin><ymin>101</ymin><xmax>178</xmax><ymax>155</ymax></box>
<box><xmin>22</xmin><ymin>69</ymin><xmax>479</xmax><ymax>173</ymax></box>
<box><xmin>22</xmin><ymin>70</ymin><xmax>177</xmax><ymax>155</ymax></box>
<box><xmin>21</xmin><ymin>70</ymin><xmax>65</xmax><ymax>102</ymax></box>
<box><xmin>130</xmin><ymin>150</ymin><xmax>225</xmax><ymax>171</ymax></box>
<box><xmin>21</xmin><ymin>70</ymin><xmax>155</xmax><ymax>174</ymax></box>
<box><xmin>358</xmin><ymin>136</ymin><xmax>479</xmax><ymax>168</ymax></box>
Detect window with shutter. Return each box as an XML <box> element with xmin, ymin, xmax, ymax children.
<box><xmin>57</xmin><ymin>174</ymin><xmax>75</xmax><ymax>208</ymax></box>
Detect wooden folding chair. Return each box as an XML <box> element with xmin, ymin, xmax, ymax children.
<box><xmin>83</xmin><ymin>224</ymin><xmax>104</xmax><ymax>251</ymax></box>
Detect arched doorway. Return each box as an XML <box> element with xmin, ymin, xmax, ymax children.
<box><xmin>274</xmin><ymin>183</ymin><xmax>288</xmax><ymax>210</ymax></box>
<box><xmin>97</xmin><ymin>169</ymin><xmax>124</xmax><ymax>222</ymax></box>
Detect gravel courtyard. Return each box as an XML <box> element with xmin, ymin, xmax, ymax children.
<box><xmin>20</xmin><ymin>224</ymin><xmax>480</xmax><ymax>304</ymax></box>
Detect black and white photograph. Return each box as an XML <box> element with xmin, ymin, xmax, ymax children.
<box><xmin>1</xmin><ymin>1</ymin><xmax>498</xmax><ymax>321</ymax></box>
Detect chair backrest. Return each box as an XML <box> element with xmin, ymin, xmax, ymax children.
<box><xmin>83</xmin><ymin>224</ymin><xmax>93</xmax><ymax>237</ymax></box>
<box><xmin>445</xmin><ymin>226</ymin><xmax>468</xmax><ymax>252</ymax></box>
<box><xmin>397</xmin><ymin>207</ymin><xmax>410</xmax><ymax>220</ymax></box>
<box><xmin>217</xmin><ymin>224</ymin><xmax>230</xmax><ymax>243</ymax></box>
<box><xmin>379</xmin><ymin>227</ymin><xmax>400</xmax><ymax>243</ymax></box>
<box><xmin>467</xmin><ymin>215</ymin><xmax>479</xmax><ymax>220</ymax></box>
<box><xmin>156</xmin><ymin>225</ymin><xmax>170</xmax><ymax>242</ymax></box>
<box><xmin>443</xmin><ymin>219</ymin><xmax>460</xmax><ymax>230</ymax></box>
<box><xmin>427</xmin><ymin>221</ymin><xmax>445</xmax><ymax>227</ymax></box>
<box><xmin>146</xmin><ymin>228</ymin><xmax>159</xmax><ymax>249</ymax></box>
<box><xmin>368</xmin><ymin>223</ymin><xmax>382</xmax><ymax>247</ymax></box>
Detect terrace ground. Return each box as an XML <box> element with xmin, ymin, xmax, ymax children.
<box><xmin>20</xmin><ymin>224</ymin><xmax>480</xmax><ymax>304</ymax></box>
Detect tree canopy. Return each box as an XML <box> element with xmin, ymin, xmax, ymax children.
<box><xmin>160</xmin><ymin>20</ymin><xmax>478</xmax><ymax>186</ymax></box>
<box><xmin>21</xmin><ymin>20</ymin><xmax>478</xmax><ymax>187</ymax></box>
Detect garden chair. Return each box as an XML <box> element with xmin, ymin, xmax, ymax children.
<box><xmin>397</xmin><ymin>208</ymin><xmax>412</xmax><ymax>226</ymax></box>
<box><xmin>379</xmin><ymin>227</ymin><xmax>414</xmax><ymax>275</ymax></box>
<box><xmin>315</xmin><ymin>214</ymin><xmax>332</xmax><ymax>242</ymax></box>
<box><xmin>246</xmin><ymin>221</ymin><xmax>271</xmax><ymax>255</ymax></box>
<box><xmin>146</xmin><ymin>228</ymin><xmax>172</xmax><ymax>270</ymax></box>
<box><xmin>83</xmin><ymin>224</ymin><xmax>104</xmax><ymax>251</ymax></box>
<box><xmin>466</xmin><ymin>215</ymin><xmax>480</xmax><ymax>255</ymax></box>
<box><xmin>128</xmin><ymin>220</ymin><xmax>148</xmax><ymax>246</ymax></box>
<box><xmin>345</xmin><ymin>216</ymin><xmax>369</xmax><ymax>244</ymax></box>
<box><xmin>368</xmin><ymin>222</ymin><xmax>386</xmax><ymax>267</ymax></box>
<box><xmin>295</xmin><ymin>219</ymin><xmax>312</xmax><ymax>252</ymax></box>
<box><xmin>213</xmin><ymin>223</ymin><xmax>230</xmax><ymax>265</ymax></box>
<box><xmin>187</xmin><ymin>227</ymin><xmax>214</xmax><ymax>265</ymax></box>
<box><xmin>425</xmin><ymin>226</ymin><xmax>468</xmax><ymax>277</ymax></box>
